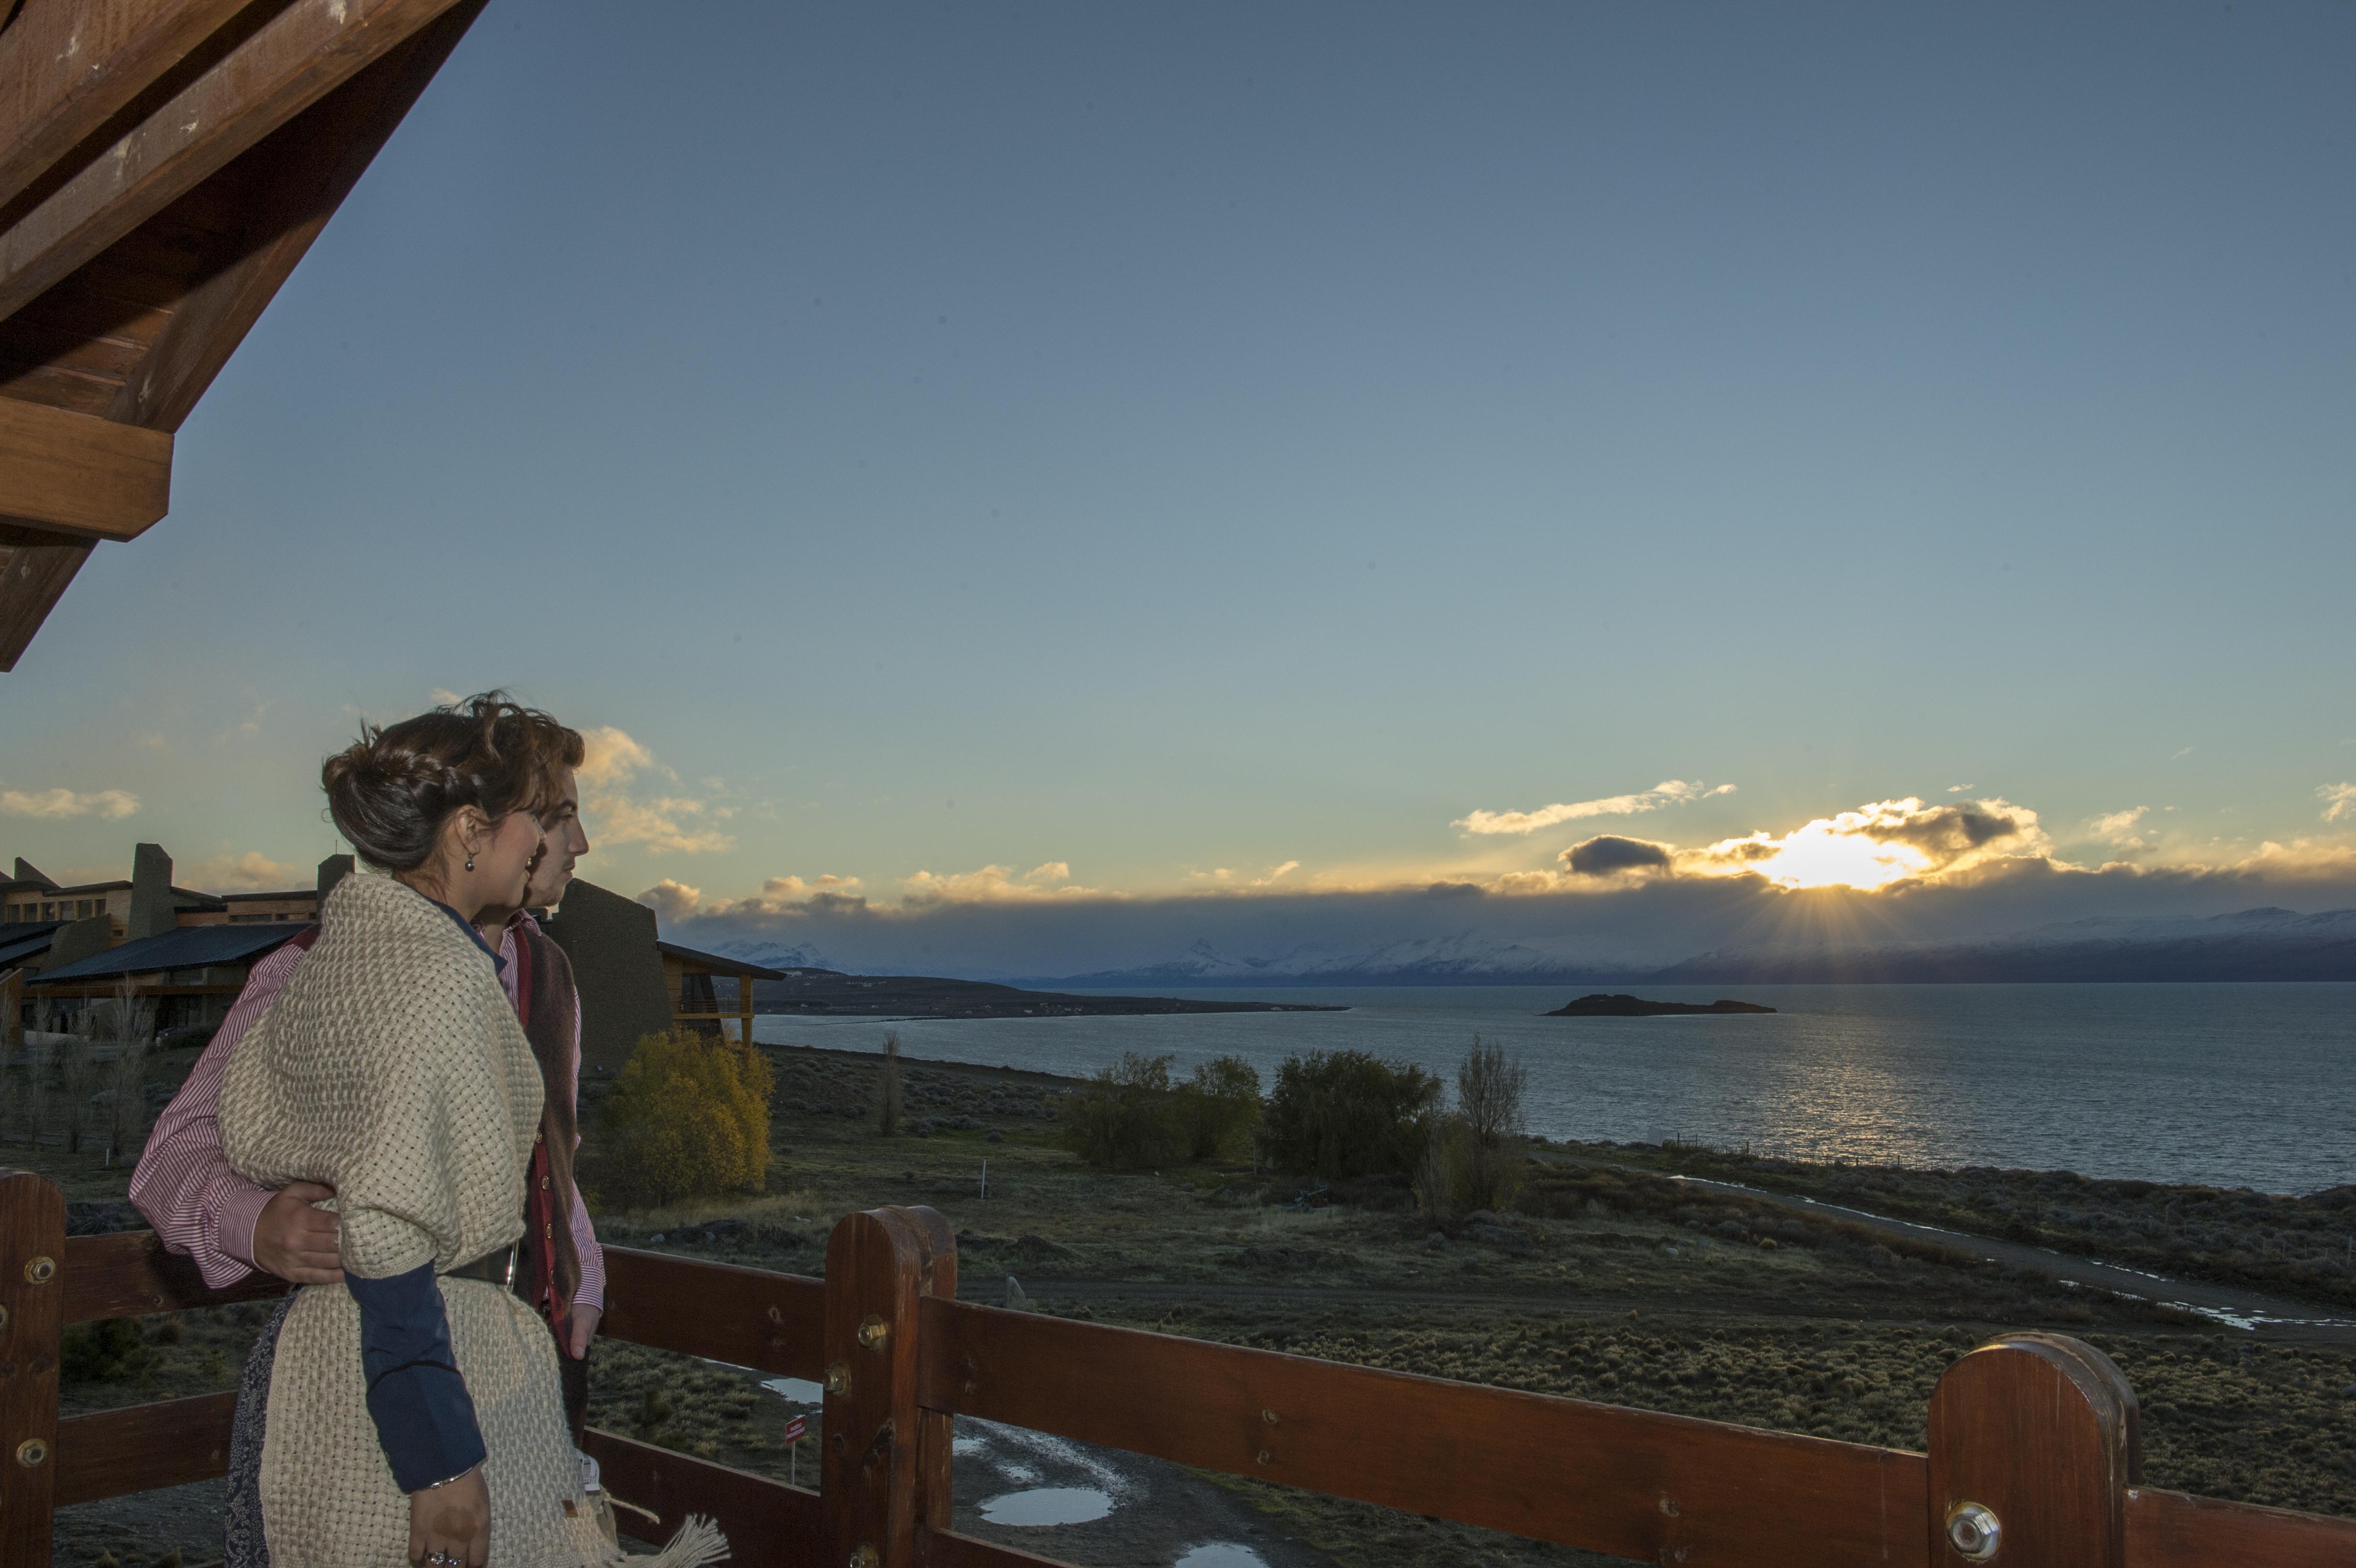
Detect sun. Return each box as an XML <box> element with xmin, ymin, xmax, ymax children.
<box><xmin>1748</xmin><ymin>821</ymin><xmax>1927</xmax><ymax>890</ymax></box>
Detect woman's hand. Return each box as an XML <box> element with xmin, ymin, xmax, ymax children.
<box><xmin>408</xmin><ymin>1466</ymin><xmax>489</xmax><ymax>1568</ymax></box>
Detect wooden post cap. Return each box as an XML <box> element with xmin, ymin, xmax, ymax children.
<box><xmin>1928</xmin><ymin>1333</ymin><xmax>2138</xmax><ymax>1568</ymax></box>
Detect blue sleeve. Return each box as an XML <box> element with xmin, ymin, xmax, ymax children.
<box><xmin>347</xmin><ymin>1263</ymin><xmax>487</xmax><ymax>1492</ymax></box>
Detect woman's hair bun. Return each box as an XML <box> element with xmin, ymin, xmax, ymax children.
<box><xmin>321</xmin><ymin>691</ymin><xmax>585</xmax><ymax>872</ymax></box>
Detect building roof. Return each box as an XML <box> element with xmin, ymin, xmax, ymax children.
<box><xmin>218</xmin><ymin>889</ymin><xmax>316</xmax><ymax>904</ymax></box>
<box><xmin>32</xmin><ymin>923</ymin><xmax>311</xmax><ymax>985</ymax></box>
<box><xmin>654</xmin><ymin>941</ymin><xmax>786</xmax><ymax>981</ymax></box>
<box><xmin>0</xmin><ymin>879</ymin><xmax>223</xmax><ymax>908</ymax></box>
<box><xmin>0</xmin><ymin>921</ymin><xmax>65</xmax><ymax>969</ymax></box>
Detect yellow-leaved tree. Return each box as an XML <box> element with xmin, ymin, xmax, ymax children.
<box><xmin>592</xmin><ymin>1028</ymin><xmax>774</xmax><ymax>1209</ymax></box>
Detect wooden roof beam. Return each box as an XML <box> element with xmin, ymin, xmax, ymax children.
<box><xmin>110</xmin><ymin>0</ymin><xmax>487</xmax><ymax>432</ymax></box>
<box><xmin>0</xmin><ymin>397</ymin><xmax>170</xmax><ymax>540</ymax></box>
<box><xmin>0</xmin><ymin>0</ymin><xmax>277</xmax><ymax>218</ymax></box>
<box><xmin>0</xmin><ymin>0</ymin><xmax>470</xmax><ymax>327</ymax></box>
<box><xmin>0</xmin><ymin>526</ymin><xmax>91</xmax><ymax>671</ymax></box>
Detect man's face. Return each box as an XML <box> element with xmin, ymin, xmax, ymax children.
<box><xmin>526</xmin><ymin>768</ymin><xmax>589</xmax><ymax>908</ymax></box>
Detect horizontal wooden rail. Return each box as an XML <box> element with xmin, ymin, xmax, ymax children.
<box><xmin>63</xmin><ymin>1230</ymin><xmax>288</xmax><ymax>1322</ymax></box>
<box><xmin>597</xmin><ymin>1246</ymin><xmax>824</xmax><ymax>1379</ymax></box>
<box><xmin>57</xmin><ymin>1391</ymin><xmax>237</xmax><ymax>1505</ymax></box>
<box><xmin>916</xmin><ymin>1294</ymin><xmax>1926</xmax><ymax>1568</ymax></box>
<box><xmin>21</xmin><ymin>1191</ymin><xmax>2356</xmax><ymax>1568</ymax></box>
<box><xmin>915</xmin><ymin>1524</ymin><xmax>1069</xmax><ymax>1568</ymax></box>
<box><xmin>581</xmin><ymin>1428</ymin><xmax>820</xmax><ymax>1568</ymax></box>
<box><xmin>2127</xmin><ymin>1485</ymin><xmax>2356</xmax><ymax>1568</ymax></box>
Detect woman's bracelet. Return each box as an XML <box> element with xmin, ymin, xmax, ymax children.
<box><xmin>419</xmin><ymin>1464</ymin><xmax>478</xmax><ymax>1492</ymax></box>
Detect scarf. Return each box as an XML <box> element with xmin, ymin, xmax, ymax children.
<box><xmin>513</xmin><ymin>921</ymin><xmax>583</xmax><ymax>1327</ymax></box>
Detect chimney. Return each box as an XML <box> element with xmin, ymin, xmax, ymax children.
<box><xmin>128</xmin><ymin>842</ymin><xmax>175</xmax><ymax>940</ymax></box>
<box><xmin>317</xmin><ymin>854</ymin><xmax>354</xmax><ymax>906</ymax></box>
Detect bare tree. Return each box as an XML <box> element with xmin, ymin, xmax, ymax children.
<box><xmin>1451</xmin><ymin>1035</ymin><xmax>1529</xmax><ymax>1215</ymax></box>
<box><xmin>21</xmin><ymin>1001</ymin><xmax>60</xmax><ymax>1151</ymax></box>
<box><xmin>1456</xmin><ymin>1034</ymin><xmax>1527</xmax><ymax>1149</ymax></box>
<box><xmin>103</xmin><ymin>980</ymin><xmax>155</xmax><ymax>1166</ymax></box>
<box><xmin>59</xmin><ymin>1009</ymin><xmax>101</xmax><ymax>1155</ymax></box>
<box><xmin>0</xmin><ymin>1005</ymin><xmax>14</xmax><ymax>1148</ymax></box>
<box><xmin>879</xmin><ymin>1031</ymin><xmax>904</xmax><ymax>1138</ymax></box>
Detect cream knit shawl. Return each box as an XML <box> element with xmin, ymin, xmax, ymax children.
<box><xmin>222</xmin><ymin>871</ymin><xmax>617</xmax><ymax>1568</ymax></box>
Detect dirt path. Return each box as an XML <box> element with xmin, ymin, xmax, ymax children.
<box><xmin>1555</xmin><ymin>1158</ymin><xmax>2356</xmax><ymax>1345</ymax></box>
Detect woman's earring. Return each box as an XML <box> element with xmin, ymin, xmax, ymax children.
<box><xmin>465</xmin><ymin>852</ymin><xmax>476</xmax><ymax>871</ymax></box>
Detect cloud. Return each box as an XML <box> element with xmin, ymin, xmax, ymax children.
<box><xmin>575</xmin><ymin>726</ymin><xmax>733</xmax><ymax>854</ymax></box>
<box><xmin>188</xmin><ymin>851</ymin><xmax>304</xmax><ymax>892</ymax></box>
<box><xmin>0</xmin><ymin>788</ymin><xmax>140</xmax><ymax>820</ymax></box>
<box><xmin>901</xmin><ymin>862</ymin><xmax>1102</xmax><ymax>904</ymax></box>
<box><xmin>638</xmin><ymin>879</ymin><xmax>703</xmax><ymax>920</ymax></box>
<box><xmin>578</xmin><ymin>726</ymin><xmax>665</xmax><ymax>788</ymax></box>
<box><xmin>429</xmin><ymin>688</ymin><xmax>463</xmax><ymax>706</ymax></box>
<box><xmin>1687</xmin><ymin>797</ymin><xmax>2052</xmax><ymax>890</ymax></box>
<box><xmin>2319</xmin><ymin>783</ymin><xmax>2356</xmax><ymax>824</ymax></box>
<box><xmin>1455</xmin><ymin>780</ymin><xmax>1734</xmax><ymax>836</ymax></box>
<box><xmin>1561</xmin><ymin>835</ymin><xmax>1675</xmax><ymax>877</ymax></box>
<box><xmin>2087</xmin><ymin>807</ymin><xmax>2151</xmax><ymax>850</ymax></box>
<box><xmin>638</xmin><ymin>873</ymin><xmax>866</xmax><ymax>920</ymax></box>
<box><xmin>641</xmin><ymin>836</ymin><xmax>2356</xmax><ymax>984</ymax></box>
<box><xmin>1947</xmin><ymin>784</ymin><xmax>1974</xmax><ymax>793</ymax></box>
<box><xmin>1188</xmin><ymin>860</ymin><xmax>1303</xmax><ymax>887</ymax></box>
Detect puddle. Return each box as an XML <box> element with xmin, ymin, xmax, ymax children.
<box><xmin>978</xmin><ymin>1487</ymin><xmax>1115</xmax><ymax>1526</ymax></box>
<box><xmin>1176</xmin><ymin>1546</ymin><xmax>1270</xmax><ymax>1568</ymax></box>
<box><xmin>762</xmin><ymin>1377</ymin><xmax>823</xmax><ymax>1403</ymax></box>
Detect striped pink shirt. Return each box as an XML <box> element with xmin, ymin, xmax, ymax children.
<box><xmin>128</xmin><ymin>910</ymin><xmax>604</xmax><ymax>1311</ymax></box>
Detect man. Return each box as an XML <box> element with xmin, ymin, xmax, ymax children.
<box><xmin>131</xmin><ymin>769</ymin><xmax>602</xmax><ymax>1357</ymax></box>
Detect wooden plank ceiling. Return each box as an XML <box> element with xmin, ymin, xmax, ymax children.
<box><xmin>0</xmin><ymin>0</ymin><xmax>488</xmax><ymax>671</ymax></box>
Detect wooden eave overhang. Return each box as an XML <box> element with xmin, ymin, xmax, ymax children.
<box><xmin>0</xmin><ymin>0</ymin><xmax>489</xmax><ymax>671</ymax></box>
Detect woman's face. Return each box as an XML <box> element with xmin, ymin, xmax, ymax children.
<box><xmin>428</xmin><ymin>804</ymin><xmax>543</xmax><ymax>917</ymax></box>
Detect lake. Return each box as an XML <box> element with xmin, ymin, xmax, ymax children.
<box><xmin>754</xmin><ymin>982</ymin><xmax>2356</xmax><ymax>1196</ymax></box>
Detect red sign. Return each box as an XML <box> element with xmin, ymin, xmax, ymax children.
<box><xmin>782</xmin><ymin>1416</ymin><xmax>808</xmax><ymax>1444</ymax></box>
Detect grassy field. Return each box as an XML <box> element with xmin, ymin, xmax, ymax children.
<box><xmin>23</xmin><ymin>1036</ymin><xmax>2356</xmax><ymax>1568</ymax></box>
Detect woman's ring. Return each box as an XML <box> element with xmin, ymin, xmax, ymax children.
<box><xmin>429</xmin><ymin>1553</ymin><xmax>460</xmax><ymax>1566</ymax></box>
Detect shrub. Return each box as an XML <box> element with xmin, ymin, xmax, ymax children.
<box><xmin>62</xmin><ymin>1318</ymin><xmax>150</xmax><ymax>1383</ymax></box>
<box><xmin>1175</xmin><ymin>1055</ymin><xmax>1264</xmax><ymax>1161</ymax></box>
<box><xmin>1059</xmin><ymin>1053</ymin><xmax>1266</xmax><ymax>1170</ymax></box>
<box><xmin>591</xmin><ymin>1028</ymin><xmax>774</xmax><ymax>1208</ymax></box>
<box><xmin>1260</xmin><ymin>1050</ymin><xmax>1440</xmax><ymax>1179</ymax></box>
<box><xmin>1058</xmin><ymin>1052</ymin><xmax>1186</xmax><ymax>1171</ymax></box>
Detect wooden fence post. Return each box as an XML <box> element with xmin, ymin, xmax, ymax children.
<box><xmin>0</xmin><ymin>1173</ymin><xmax>65</xmax><ymax>1568</ymax></box>
<box><xmin>1927</xmin><ymin>1332</ymin><xmax>2138</xmax><ymax>1568</ymax></box>
<box><xmin>895</xmin><ymin>1209</ymin><xmax>958</xmax><ymax>1540</ymax></box>
<box><xmin>822</xmin><ymin>1207</ymin><xmax>938</xmax><ymax>1568</ymax></box>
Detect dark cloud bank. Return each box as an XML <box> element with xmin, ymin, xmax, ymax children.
<box><xmin>653</xmin><ymin>855</ymin><xmax>2356</xmax><ymax>983</ymax></box>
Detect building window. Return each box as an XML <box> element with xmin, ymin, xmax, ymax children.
<box><xmin>42</xmin><ymin>902</ymin><xmax>55</xmax><ymax>921</ymax></box>
<box><xmin>76</xmin><ymin>899</ymin><xmax>91</xmax><ymax>918</ymax></box>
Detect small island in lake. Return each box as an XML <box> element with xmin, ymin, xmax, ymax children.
<box><xmin>1547</xmin><ymin>993</ymin><xmax>1776</xmax><ymax>1017</ymax></box>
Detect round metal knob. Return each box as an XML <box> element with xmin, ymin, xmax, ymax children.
<box><xmin>16</xmin><ymin>1438</ymin><xmax>47</xmax><ymax>1468</ymax></box>
<box><xmin>22</xmin><ymin>1255</ymin><xmax>55</xmax><ymax>1285</ymax></box>
<box><xmin>1946</xmin><ymin>1502</ymin><xmax>2001</xmax><ymax>1561</ymax></box>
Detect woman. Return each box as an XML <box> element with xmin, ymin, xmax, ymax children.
<box><xmin>221</xmin><ymin>696</ymin><xmax>720</xmax><ymax>1568</ymax></box>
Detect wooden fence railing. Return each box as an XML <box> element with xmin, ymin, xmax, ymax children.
<box><xmin>4</xmin><ymin>1171</ymin><xmax>2353</xmax><ymax>1568</ymax></box>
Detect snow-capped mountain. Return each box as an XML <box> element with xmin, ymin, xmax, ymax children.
<box><xmin>711</xmin><ymin>938</ymin><xmax>842</xmax><ymax>974</ymax></box>
<box><xmin>1039</xmin><ymin>933</ymin><xmax>1625</xmax><ymax>987</ymax></box>
<box><xmin>1652</xmin><ymin>907</ymin><xmax>2356</xmax><ymax>984</ymax></box>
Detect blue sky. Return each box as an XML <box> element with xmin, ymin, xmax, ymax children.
<box><xmin>5</xmin><ymin>2</ymin><xmax>2354</xmax><ymax>971</ymax></box>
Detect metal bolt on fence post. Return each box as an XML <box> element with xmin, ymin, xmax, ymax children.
<box><xmin>1946</xmin><ymin>1503</ymin><xmax>2000</xmax><ymax>1561</ymax></box>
